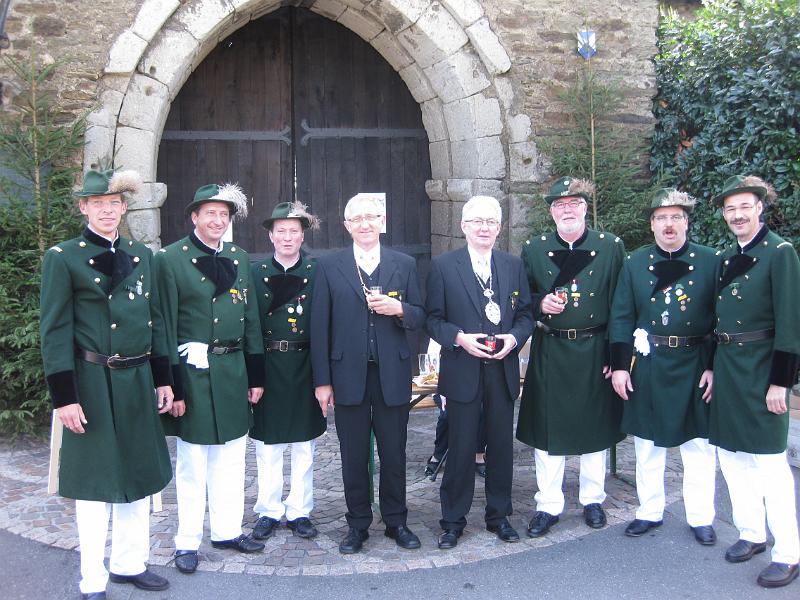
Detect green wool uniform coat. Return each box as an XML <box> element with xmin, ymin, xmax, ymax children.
<box><xmin>608</xmin><ymin>242</ymin><xmax>720</xmax><ymax>447</ymax></box>
<box><xmin>711</xmin><ymin>227</ymin><xmax>800</xmax><ymax>454</ymax></box>
<box><xmin>40</xmin><ymin>230</ymin><xmax>172</xmax><ymax>503</ymax></box>
<box><xmin>250</xmin><ymin>255</ymin><xmax>325</xmax><ymax>444</ymax></box>
<box><xmin>154</xmin><ymin>234</ymin><xmax>263</xmax><ymax>445</ymax></box>
<box><xmin>516</xmin><ymin>229</ymin><xmax>625</xmax><ymax>455</ymax></box>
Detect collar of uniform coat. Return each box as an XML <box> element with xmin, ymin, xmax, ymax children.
<box><xmin>654</xmin><ymin>240</ymin><xmax>689</xmax><ymax>260</ymax></box>
<box><xmin>554</xmin><ymin>227</ymin><xmax>588</xmax><ymax>249</ymax></box>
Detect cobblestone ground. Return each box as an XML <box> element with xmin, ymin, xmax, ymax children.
<box><xmin>0</xmin><ymin>407</ymin><xmax>686</xmax><ymax>576</ymax></box>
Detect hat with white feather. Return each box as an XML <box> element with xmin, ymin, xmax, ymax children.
<box><xmin>75</xmin><ymin>169</ymin><xmax>142</xmax><ymax>198</ymax></box>
<box><xmin>185</xmin><ymin>183</ymin><xmax>250</xmax><ymax>221</ymax></box>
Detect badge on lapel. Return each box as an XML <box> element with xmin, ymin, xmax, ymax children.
<box><xmin>388</xmin><ymin>290</ymin><xmax>404</xmax><ymax>302</ymax></box>
<box><xmin>510</xmin><ymin>291</ymin><xmax>520</xmax><ymax>310</ymax></box>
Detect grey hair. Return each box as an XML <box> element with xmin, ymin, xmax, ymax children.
<box><xmin>344</xmin><ymin>194</ymin><xmax>386</xmax><ymax>220</ymax></box>
<box><xmin>462</xmin><ymin>195</ymin><xmax>502</xmax><ymax>223</ymax></box>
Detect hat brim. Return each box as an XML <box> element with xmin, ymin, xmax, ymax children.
<box><xmin>544</xmin><ymin>192</ymin><xmax>591</xmax><ymax>205</ymax></box>
<box><xmin>712</xmin><ymin>185</ymin><xmax>766</xmax><ymax>207</ymax></box>
<box><xmin>261</xmin><ymin>215</ymin><xmax>311</xmax><ymax>230</ymax></box>
<box><xmin>184</xmin><ymin>198</ymin><xmax>238</xmax><ymax>217</ymax></box>
<box><xmin>74</xmin><ymin>190</ymin><xmax>122</xmax><ymax>198</ymax></box>
<box><xmin>642</xmin><ymin>204</ymin><xmax>694</xmax><ymax>218</ymax></box>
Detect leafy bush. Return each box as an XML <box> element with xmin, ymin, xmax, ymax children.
<box><xmin>0</xmin><ymin>55</ymin><xmax>85</xmax><ymax>435</ymax></box>
<box><xmin>651</xmin><ymin>0</ymin><xmax>800</xmax><ymax>247</ymax></box>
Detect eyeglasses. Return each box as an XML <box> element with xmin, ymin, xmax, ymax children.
<box><xmin>347</xmin><ymin>214</ymin><xmax>382</xmax><ymax>224</ymax></box>
<box><xmin>551</xmin><ymin>200</ymin><xmax>584</xmax><ymax>211</ymax></box>
<box><xmin>723</xmin><ymin>204</ymin><xmax>756</xmax><ymax>216</ymax></box>
<box><xmin>463</xmin><ymin>218</ymin><xmax>500</xmax><ymax>228</ymax></box>
<box><xmin>653</xmin><ymin>214</ymin><xmax>686</xmax><ymax>223</ymax></box>
<box><xmin>86</xmin><ymin>199</ymin><xmax>124</xmax><ymax>209</ymax></box>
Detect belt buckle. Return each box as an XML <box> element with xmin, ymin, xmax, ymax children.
<box><xmin>567</xmin><ymin>329</ymin><xmax>577</xmax><ymax>340</ymax></box>
<box><xmin>278</xmin><ymin>340</ymin><xmax>289</xmax><ymax>352</ymax></box>
<box><xmin>719</xmin><ymin>332</ymin><xmax>731</xmax><ymax>344</ymax></box>
<box><xmin>106</xmin><ymin>353</ymin><xmax>122</xmax><ymax>369</ymax></box>
<box><xmin>210</xmin><ymin>346</ymin><xmax>225</xmax><ymax>355</ymax></box>
<box><xmin>668</xmin><ymin>336</ymin><xmax>679</xmax><ymax>348</ymax></box>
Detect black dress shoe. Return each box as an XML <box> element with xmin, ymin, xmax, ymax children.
<box><xmin>583</xmin><ymin>503</ymin><xmax>607</xmax><ymax>529</ymax></box>
<box><xmin>487</xmin><ymin>518</ymin><xmax>520</xmax><ymax>543</ymax></box>
<box><xmin>526</xmin><ymin>511</ymin><xmax>559</xmax><ymax>537</ymax></box>
<box><xmin>109</xmin><ymin>568</ymin><xmax>169</xmax><ymax>591</ymax></box>
<box><xmin>174</xmin><ymin>550</ymin><xmax>198</xmax><ymax>574</ymax></box>
<box><xmin>725</xmin><ymin>539</ymin><xmax>767</xmax><ymax>563</ymax></box>
<box><xmin>757</xmin><ymin>562</ymin><xmax>799</xmax><ymax>588</ymax></box>
<box><xmin>624</xmin><ymin>519</ymin><xmax>663</xmax><ymax>537</ymax></box>
<box><xmin>385</xmin><ymin>525</ymin><xmax>421</xmax><ymax>549</ymax></box>
<box><xmin>339</xmin><ymin>527</ymin><xmax>369</xmax><ymax>554</ymax></box>
<box><xmin>425</xmin><ymin>456</ymin><xmax>441</xmax><ymax>477</ymax></box>
<box><xmin>691</xmin><ymin>525</ymin><xmax>717</xmax><ymax>546</ymax></box>
<box><xmin>475</xmin><ymin>462</ymin><xmax>486</xmax><ymax>478</ymax></box>
<box><xmin>287</xmin><ymin>517</ymin><xmax>318</xmax><ymax>539</ymax></box>
<box><xmin>211</xmin><ymin>534</ymin><xmax>265</xmax><ymax>553</ymax></box>
<box><xmin>437</xmin><ymin>529</ymin><xmax>462</xmax><ymax>550</ymax></box>
<box><xmin>252</xmin><ymin>516</ymin><xmax>280</xmax><ymax>540</ymax></box>
<box><xmin>81</xmin><ymin>593</ymin><xmax>106</xmax><ymax>599</ymax></box>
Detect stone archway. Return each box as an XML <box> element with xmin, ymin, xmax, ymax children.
<box><xmin>84</xmin><ymin>0</ymin><xmax>536</xmax><ymax>252</ymax></box>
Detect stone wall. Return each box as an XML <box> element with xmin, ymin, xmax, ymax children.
<box><xmin>0</xmin><ymin>0</ymin><xmax>661</xmax><ymax>253</ymax></box>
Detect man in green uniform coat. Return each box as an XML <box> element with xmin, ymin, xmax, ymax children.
<box><xmin>154</xmin><ymin>184</ymin><xmax>266</xmax><ymax>574</ymax></box>
<box><xmin>40</xmin><ymin>169</ymin><xmax>172</xmax><ymax>598</ymax></box>
<box><xmin>711</xmin><ymin>175</ymin><xmax>800</xmax><ymax>588</ymax></box>
<box><xmin>516</xmin><ymin>177</ymin><xmax>625</xmax><ymax>537</ymax></box>
<box><xmin>609</xmin><ymin>189</ymin><xmax>719</xmax><ymax>545</ymax></box>
<box><xmin>250</xmin><ymin>201</ymin><xmax>326</xmax><ymax>541</ymax></box>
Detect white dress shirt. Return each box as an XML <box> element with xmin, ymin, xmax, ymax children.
<box><xmin>354</xmin><ymin>243</ymin><xmax>381</xmax><ymax>276</ymax></box>
<box><xmin>467</xmin><ymin>245</ymin><xmax>492</xmax><ymax>283</ymax></box>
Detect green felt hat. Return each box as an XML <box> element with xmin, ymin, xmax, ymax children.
<box><xmin>644</xmin><ymin>188</ymin><xmax>696</xmax><ymax>217</ymax></box>
<box><xmin>262</xmin><ymin>201</ymin><xmax>320</xmax><ymax>230</ymax></box>
<box><xmin>74</xmin><ymin>169</ymin><xmax>141</xmax><ymax>198</ymax></box>
<box><xmin>184</xmin><ymin>183</ymin><xmax>249</xmax><ymax>219</ymax></box>
<box><xmin>543</xmin><ymin>176</ymin><xmax>593</xmax><ymax>205</ymax></box>
<box><xmin>711</xmin><ymin>175</ymin><xmax>768</xmax><ymax>207</ymax></box>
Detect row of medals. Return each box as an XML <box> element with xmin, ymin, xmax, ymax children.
<box><xmin>660</xmin><ymin>285</ymin><xmax>689</xmax><ymax>326</ymax></box>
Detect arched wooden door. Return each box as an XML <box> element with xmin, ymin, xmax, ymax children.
<box><xmin>157</xmin><ymin>7</ymin><xmax>431</xmax><ymax>271</ymax></box>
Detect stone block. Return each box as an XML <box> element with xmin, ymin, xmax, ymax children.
<box><xmin>118</xmin><ymin>74</ymin><xmax>170</xmax><ymax>134</ymax></box>
<box><xmin>420</xmin><ymin>99</ymin><xmax>447</xmax><ymax>143</ymax></box>
<box><xmin>83</xmin><ymin>125</ymin><xmax>115</xmax><ymax>172</ymax></box>
<box><xmin>124</xmin><ymin>208</ymin><xmax>161</xmax><ymax>247</ymax></box>
<box><xmin>311</xmin><ymin>0</ymin><xmax>347</xmax><ymax>21</ymax></box>
<box><xmin>397</xmin><ymin>3</ymin><xmax>468</xmax><ymax>69</ymax></box>
<box><xmin>508</xmin><ymin>193</ymin><xmax>535</xmax><ymax>229</ymax></box>
<box><xmin>424</xmin><ymin>179</ymin><xmax>445</xmax><ymax>201</ymax></box>
<box><xmin>508</xmin><ymin>113</ymin><xmax>532</xmax><ymax>144</ymax></box>
<box><xmin>466</xmin><ymin>18</ymin><xmax>511</xmax><ymax>75</ymax></box>
<box><xmin>105</xmin><ymin>29</ymin><xmax>149</xmax><ymax>74</ymax></box>
<box><xmin>87</xmin><ymin>89</ymin><xmax>124</xmax><ymax>129</ymax></box>
<box><xmin>431</xmin><ymin>234</ymin><xmax>451</xmax><ymax>256</ymax></box>
<box><xmin>510</xmin><ymin>141</ymin><xmax>545</xmax><ymax>183</ymax></box>
<box><xmin>449</xmin><ymin>200</ymin><xmax>466</xmax><ymax>235</ymax></box>
<box><xmin>472</xmin><ymin>178</ymin><xmax>503</xmax><ymax>198</ymax></box>
<box><xmin>126</xmin><ymin>182</ymin><xmax>168</xmax><ymax>211</ymax></box>
<box><xmin>139</xmin><ymin>27</ymin><xmax>201</xmax><ymax>99</ymax></box>
<box><xmin>176</xmin><ymin>0</ymin><xmax>235</xmax><ymax>41</ymax></box>
<box><xmin>398</xmin><ymin>63</ymin><xmax>436</xmax><ymax>103</ymax></box>
<box><xmin>424</xmin><ymin>48</ymin><xmax>490</xmax><ymax>103</ymax></box>
<box><xmin>132</xmin><ymin>0</ymin><xmax>181</xmax><ymax>41</ymax></box>
<box><xmin>473</xmin><ymin>94</ymin><xmax>502</xmax><ymax>137</ymax></box>
<box><xmin>445</xmin><ymin>178</ymin><xmax>473</xmax><ymax>202</ymax></box>
<box><xmin>370</xmin><ymin>30</ymin><xmax>414</xmax><ymax>71</ymax></box>
<box><xmin>338</xmin><ymin>8</ymin><xmax>384</xmax><ymax>42</ymax></box>
<box><xmin>246</xmin><ymin>0</ymin><xmax>284</xmax><ymax>20</ymax></box>
<box><xmin>339</xmin><ymin>0</ymin><xmax>368</xmax><ymax>9</ymax></box>
<box><xmin>440</xmin><ymin>0</ymin><xmax>482</xmax><ymax>27</ymax></box>
<box><xmin>450</xmin><ymin>140</ymin><xmax>477</xmax><ymax>179</ymax></box>
<box><xmin>31</xmin><ymin>16</ymin><xmax>66</xmax><ymax>37</ymax></box>
<box><xmin>442</xmin><ymin>98</ymin><xmax>473</xmax><ymax>142</ymax></box>
<box><xmin>428</xmin><ymin>140</ymin><xmax>451</xmax><ymax>181</ymax></box>
<box><xmin>430</xmin><ymin>200</ymin><xmax>451</xmax><ymax>236</ymax></box>
<box><xmin>472</xmin><ymin>136</ymin><xmax>505</xmax><ymax>179</ymax></box>
<box><xmin>367</xmin><ymin>0</ymin><xmax>429</xmax><ymax>34</ymax></box>
<box><xmin>115</xmin><ymin>127</ymin><xmax>157</xmax><ymax>181</ymax></box>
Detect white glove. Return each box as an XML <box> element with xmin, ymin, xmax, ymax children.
<box><xmin>178</xmin><ymin>342</ymin><xmax>209</xmax><ymax>369</ymax></box>
<box><xmin>633</xmin><ymin>328</ymin><xmax>650</xmax><ymax>357</ymax></box>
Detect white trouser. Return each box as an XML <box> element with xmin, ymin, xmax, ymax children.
<box><xmin>253</xmin><ymin>439</ymin><xmax>315</xmax><ymax>521</ymax></box>
<box><xmin>534</xmin><ymin>448</ymin><xmax>607</xmax><ymax>515</ymax></box>
<box><xmin>174</xmin><ymin>435</ymin><xmax>247</xmax><ymax>550</ymax></box>
<box><xmin>75</xmin><ymin>497</ymin><xmax>150</xmax><ymax>594</ymax></box>
<box><xmin>718</xmin><ymin>448</ymin><xmax>800</xmax><ymax>564</ymax></box>
<box><xmin>634</xmin><ymin>436</ymin><xmax>717</xmax><ymax>526</ymax></box>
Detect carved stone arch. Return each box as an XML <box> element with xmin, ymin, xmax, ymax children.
<box><xmin>85</xmin><ymin>0</ymin><xmax>531</xmax><ymax>252</ymax></box>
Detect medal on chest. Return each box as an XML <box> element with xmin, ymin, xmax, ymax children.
<box><xmin>675</xmin><ymin>286</ymin><xmax>689</xmax><ymax>311</ymax></box>
<box><xmin>730</xmin><ymin>282</ymin><xmax>740</xmax><ymax>297</ymax></box>
<box><xmin>288</xmin><ymin>316</ymin><xmax>298</xmax><ymax>333</ymax></box>
<box><xmin>475</xmin><ymin>272</ymin><xmax>501</xmax><ymax>325</ymax></box>
<box><xmin>569</xmin><ymin>279</ymin><xmax>581</xmax><ymax>308</ymax></box>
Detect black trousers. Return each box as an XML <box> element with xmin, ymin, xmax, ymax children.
<box><xmin>334</xmin><ymin>363</ymin><xmax>410</xmax><ymax>529</ymax></box>
<box><xmin>440</xmin><ymin>361</ymin><xmax>513</xmax><ymax>530</ymax></box>
<box><xmin>432</xmin><ymin>394</ymin><xmax>487</xmax><ymax>461</ymax></box>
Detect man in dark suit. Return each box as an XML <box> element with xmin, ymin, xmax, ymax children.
<box><xmin>426</xmin><ymin>195</ymin><xmax>534</xmax><ymax>549</ymax></box>
<box><xmin>311</xmin><ymin>193</ymin><xmax>426</xmax><ymax>554</ymax></box>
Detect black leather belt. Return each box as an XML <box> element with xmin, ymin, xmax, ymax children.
<box><xmin>264</xmin><ymin>340</ymin><xmax>308</xmax><ymax>352</ymax></box>
<box><xmin>715</xmin><ymin>329</ymin><xmax>775</xmax><ymax>344</ymax></box>
<box><xmin>208</xmin><ymin>343</ymin><xmax>242</xmax><ymax>355</ymax></box>
<box><xmin>649</xmin><ymin>333</ymin><xmax>711</xmax><ymax>348</ymax></box>
<box><xmin>76</xmin><ymin>347</ymin><xmax>150</xmax><ymax>369</ymax></box>
<box><xmin>538</xmin><ymin>322</ymin><xmax>606</xmax><ymax>340</ymax></box>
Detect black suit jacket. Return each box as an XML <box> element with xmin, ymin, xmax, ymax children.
<box><xmin>311</xmin><ymin>245</ymin><xmax>425</xmax><ymax>407</ymax></box>
<box><xmin>426</xmin><ymin>246</ymin><xmax>533</xmax><ymax>403</ymax></box>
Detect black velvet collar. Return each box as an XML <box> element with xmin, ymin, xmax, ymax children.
<box><xmin>654</xmin><ymin>240</ymin><xmax>689</xmax><ymax>259</ymax></box>
<box><xmin>554</xmin><ymin>228</ymin><xmax>588</xmax><ymax>249</ymax></box>
<box><xmin>738</xmin><ymin>225</ymin><xmax>768</xmax><ymax>254</ymax></box>
<box><xmin>271</xmin><ymin>255</ymin><xmax>302</xmax><ymax>273</ymax></box>
<box><xmin>84</xmin><ymin>227</ymin><xmax>133</xmax><ymax>291</ymax></box>
<box><xmin>83</xmin><ymin>226</ymin><xmax>119</xmax><ymax>250</ymax></box>
<box><xmin>190</xmin><ymin>230</ymin><xmax>221</xmax><ymax>255</ymax></box>
<box><xmin>189</xmin><ymin>231</ymin><xmax>236</xmax><ymax>297</ymax></box>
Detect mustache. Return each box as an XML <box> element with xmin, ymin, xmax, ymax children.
<box><xmin>731</xmin><ymin>218</ymin><xmax>749</xmax><ymax>225</ymax></box>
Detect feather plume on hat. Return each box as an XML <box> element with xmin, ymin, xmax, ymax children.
<box><xmin>214</xmin><ymin>183</ymin><xmax>250</xmax><ymax>221</ymax></box>
<box><xmin>287</xmin><ymin>200</ymin><xmax>321</xmax><ymax>230</ymax></box>
<box><xmin>567</xmin><ymin>178</ymin><xmax>595</xmax><ymax>198</ymax></box>
<box><xmin>106</xmin><ymin>170</ymin><xmax>142</xmax><ymax>196</ymax></box>
<box><xmin>740</xmin><ymin>176</ymin><xmax>777</xmax><ymax>204</ymax></box>
<box><xmin>660</xmin><ymin>189</ymin><xmax>696</xmax><ymax>209</ymax></box>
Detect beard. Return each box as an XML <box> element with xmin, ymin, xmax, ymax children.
<box><xmin>557</xmin><ymin>219</ymin><xmax>581</xmax><ymax>235</ymax></box>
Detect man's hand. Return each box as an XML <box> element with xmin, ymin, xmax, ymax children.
<box><xmin>58</xmin><ymin>403</ymin><xmax>87</xmax><ymax>434</ymax></box>
<box><xmin>316</xmin><ymin>385</ymin><xmax>335</xmax><ymax>417</ymax></box>
<box><xmin>367</xmin><ymin>293</ymin><xmax>404</xmax><ymax>317</ymax></box>
<box><xmin>765</xmin><ymin>384</ymin><xmax>788</xmax><ymax>414</ymax></box>
<box><xmin>698</xmin><ymin>370</ymin><xmax>713</xmax><ymax>403</ymax></box>
<box><xmin>156</xmin><ymin>386</ymin><xmax>174</xmax><ymax>414</ymax></box>
<box><xmin>612</xmin><ymin>370</ymin><xmax>633</xmax><ymax>401</ymax></box>
<box><xmin>455</xmin><ymin>332</ymin><xmax>493</xmax><ymax>359</ymax></box>
<box><xmin>170</xmin><ymin>400</ymin><xmax>186</xmax><ymax>418</ymax></box>
<box><xmin>491</xmin><ymin>334</ymin><xmax>518</xmax><ymax>360</ymax></box>
<box><xmin>540</xmin><ymin>293</ymin><xmax>566</xmax><ymax>315</ymax></box>
<box><xmin>248</xmin><ymin>387</ymin><xmax>264</xmax><ymax>405</ymax></box>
